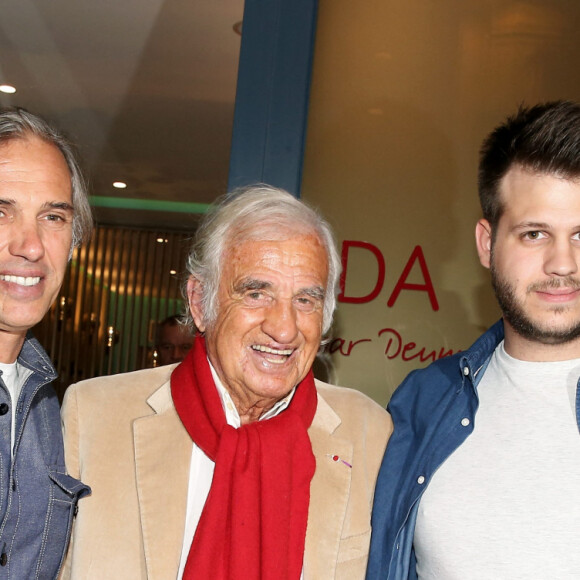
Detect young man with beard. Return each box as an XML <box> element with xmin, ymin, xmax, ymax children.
<box><xmin>367</xmin><ymin>100</ymin><xmax>580</xmax><ymax>579</ymax></box>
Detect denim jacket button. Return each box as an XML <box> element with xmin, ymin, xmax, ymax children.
<box><xmin>0</xmin><ymin>403</ymin><xmax>9</xmax><ymax>416</ymax></box>
<box><xmin>1</xmin><ymin>552</ymin><xmax>7</xmax><ymax>566</ymax></box>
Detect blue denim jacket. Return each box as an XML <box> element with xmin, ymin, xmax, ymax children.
<box><xmin>0</xmin><ymin>334</ymin><xmax>90</xmax><ymax>579</ymax></box>
<box><xmin>366</xmin><ymin>320</ymin><xmax>509</xmax><ymax>580</ymax></box>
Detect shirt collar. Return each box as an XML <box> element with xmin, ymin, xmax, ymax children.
<box><xmin>208</xmin><ymin>359</ymin><xmax>296</xmax><ymax>428</ymax></box>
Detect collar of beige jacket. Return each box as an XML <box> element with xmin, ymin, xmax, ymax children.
<box><xmin>135</xmin><ymin>380</ymin><xmax>192</xmax><ymax>579</ymax></box>
<box><xmin>138</xmin><ymin>379</ymin><xmax>352</xmax><ymax>580</ymax></box>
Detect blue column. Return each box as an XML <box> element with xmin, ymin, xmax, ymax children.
<box><xmin>227</xmin><ymin>0</ymin><xmax>319</xmax><ymax>198</ymax></box>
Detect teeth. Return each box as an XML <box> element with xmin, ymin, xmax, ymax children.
<box><xmin>252</xmin><ymin>345</ymin><xmax>293</xmax><ymax>356</ymax></box>
<box><xmin>264</xmin><ymin>357</ymin><xmax>286</xmax><ymax>365</ymax></box>
<box><xmin>0</xmin><ymin>275</ymin><xmax>41</xmax><ymax>287</ymax></box>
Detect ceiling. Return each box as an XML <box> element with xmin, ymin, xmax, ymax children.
<box><xmin>0</xmin><ymin>0</ymin><xmax>245</xmax><ymax>230</ymax></box>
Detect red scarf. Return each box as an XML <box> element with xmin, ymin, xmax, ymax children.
<box><xmin>171</xmin><ymin>337</ymin><xmax>317</xmax><ymax>579</ymax></box>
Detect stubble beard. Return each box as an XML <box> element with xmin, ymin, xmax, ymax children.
<box><xmin>490</xmin><ymin>259</ymin><xmax>580</xmax><ymax>345</ymax></box>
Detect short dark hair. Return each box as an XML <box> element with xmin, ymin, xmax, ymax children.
<box><xmin>0</xmin><ymin>107</ymin><xmax>93</xmax><ymax>246</ymax></box>
<box><xmin>478</xmin><ymin>100</ymin><xmax>580</xmax><ymax>229</ymax></box>
<box><xmin>156</xmin><ymin>314</ymin><xmax>188</xmax><ymax>345</ymax></box>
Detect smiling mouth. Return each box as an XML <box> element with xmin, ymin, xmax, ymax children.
<box><xmin>0</xmin><ymin>275</ymin><xmax>41</xmax><ymax>287</ymax></box>
<box><xmin>251</xmin><ymin>344</ymin><xmax>294</xmax><ymax>364</ymax></box>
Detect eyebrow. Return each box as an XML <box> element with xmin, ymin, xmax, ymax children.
<box><xmin>512</xmin><ymin>221</ymin><xmax>580</xmax><ymax>235</ymax></box>
<box><xmin>234</xmin><ymin>279</ymin><xmax>272</xmax><ymax>293</ymax></box>
<box><xmin>0</xmin><ymin>199</ymin><xmax>74</xmax><ymax>212</ymax></box>
<box><xmin>234</xmin><ymin>279</ymin><xmax>325</xmax><ymax>300</ymax></box>
<box><xmin>514</xmin><ymin>222</ymin><xmax>551</xmax><ymax>229</ymax></box>
<box><xmin>299</xmin><ymin>286</ymin><xmax>326</xmax><ymax>301</ymax></box>
<box><xmin>43</xmin><ymin>201</ymin><xmax>74</xmax><ymax>212</ymax></box>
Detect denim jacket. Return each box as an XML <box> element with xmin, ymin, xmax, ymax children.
<box><xmin>0</xmin><ymin>333</ymin><xmax>89</xmax><ymax>579</ymax></box>
<box><xmin>366</xmin><ymin>320</ymin><xmax>507</xmax><ymax>580</ymax></box>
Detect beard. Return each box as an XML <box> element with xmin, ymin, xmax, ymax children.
<box><xmin>490</xmin><ymin>261</ymin><xmax>580</xmax><ymax>345</ymax></box>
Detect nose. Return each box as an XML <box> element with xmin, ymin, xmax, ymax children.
<box><xmin>9</xmin><ymin>221</ymin><xmax>45</xmax><ymax>262</ymax></box>
<box><xmin>261</xmin><ymin>298</ymin><xmax>299</xmax><ymax>344</ymax></box>
<box><xmin>544</xmin><ymin>239</ymin><xmax>579</xmax><ymax>277</ymax></box>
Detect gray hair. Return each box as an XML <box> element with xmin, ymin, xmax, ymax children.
<box><xmin>0</xmin><ymin>107</ymin><xmax>93</xmax><ymax>247</ymax></box>
<box><xmin>185</xmin><ymin>184</ymin><xmax>341</xmax><ymax>335</ymax></box>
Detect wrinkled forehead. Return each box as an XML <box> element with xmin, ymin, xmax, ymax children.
<box><xmin>228</xmin><ymin>217</ymin><xmax>319</xmax><ymax>244</ymax></box>
<box><xmin>0</xmin><ymin>136</ymin><xmax>72</xmax><ymax>197</ymax></box>
<box><xmin>225</xmin><ymin>218</ymin><xmax>327</xmax><ymax>257</ymax></box>
<box><xmin>220</xmin><ymin>229</ymin><xmax>330</xmax><ymax>284</ymax></box>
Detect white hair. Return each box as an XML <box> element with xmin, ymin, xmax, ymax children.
<box><xmin>184</xmin><ymin>184</ymin><xmax>341</xmax><ymax>335</ymax></box>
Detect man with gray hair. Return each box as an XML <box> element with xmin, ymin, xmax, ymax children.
<box><xmin>61</xmin><ymin>185</ymin><xmax>392</xmax><ymax>579</ymax></box>
<box><xmin>0</xmin><ymin>107</ymin><xmax>92</xmax><ymax>578</ymax></box>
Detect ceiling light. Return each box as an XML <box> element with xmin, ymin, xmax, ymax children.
<box><xmin>113</xmin><ymin>181</ymin><xmax>127</xmax><ymax>189</ymax></box>
<box><xmin>0</xmin><ymin>85</ymin><xmax>16</xmax><ymax>94</ymax></box>
<box><xmin>156</xmin><ymin>237</ymin><xmax>164</xmax><ymax>243</ymax></box>
<box><xmin>170</xmin><ymin>269</ymin><xmax>177</xmax><ymax>275</ymax></box>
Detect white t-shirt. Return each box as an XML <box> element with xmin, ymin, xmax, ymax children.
<box><xmin>414</xmin><ymin>341</ymin><xmax>580</xmax><ymax>579</ymax></box>
<box><xmin>0</xmin><ymin>361</ymin><xmax>32</xmax><ymax>455</ymax></box>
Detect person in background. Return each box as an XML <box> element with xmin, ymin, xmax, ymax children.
<box><xmin>367</xmin><ymin>100</ymin><xmax>580</xmax><ymax>579</ymax></box>
<box><xmin>155</xmin><ymin>314</ymin><xmax>194</xmax><ymax>366</ymax></box>
<box><xmin>0</xmin><ymin>107</ymin><xmax>92</xmax><ymax>578</ymax></box>
<box><xmin>60</xmin><ymin>184</ymin><xmax>392</xmax><ymax>579</ymax></box>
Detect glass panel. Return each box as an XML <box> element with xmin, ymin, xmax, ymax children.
<box><xmin>302</xmin><ymin>0</ymin><xmax>580</xmax><ymax>404</ymax></box>
<box><xmin>34</xmin><ymin>225</ymin><xmax>191</xmax><ymax>399</ymax></box>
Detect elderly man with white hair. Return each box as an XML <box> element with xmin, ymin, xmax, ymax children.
<box><xmin>60</xmin><ymin>185</ymin><xmax>391</xmax><ymax>580</ymax></box>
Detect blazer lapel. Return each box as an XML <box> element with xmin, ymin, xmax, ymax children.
<box><xmin>304</xmin><ymin>391</ymin><xmax>353</xmax><ymax>579</ymax></box>
<box><xmin>133</xmin><ymin>381</ymin><xmax>192</xmax><ymax>580</ymax></box>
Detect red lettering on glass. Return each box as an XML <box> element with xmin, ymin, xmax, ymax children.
<box><xmin>387</xmin><ymin>245</ymin><xmax>439</xmax><ymax>311</ymax></box>
<box><xmin>378</xmin><ymin>327</ymin><xmax>402</xmax><ymax>358</ymax></box>
<box><xmin>328</xmin><ymin>337</ymin><xmax>372</xmax><ymax>356</ymax></box>
<box><xmin>338</xmin><ymin>240</ymin><xmax>385</xmax><ymax>304</ymax></box>
<box><xmin>378</xmin><ymin>327</ymin><xmax>457</xmax><ymax>362</ymax></box>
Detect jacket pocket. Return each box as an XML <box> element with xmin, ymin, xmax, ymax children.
<box><xmin>337</xmin><ymin>527</ymin><xmax>371</xmax><ymax>563</ymax></box>
<box><xmin>36</xmin><ymin>469</ymin><xmax>91</xmax><ymax>579</ymax></box>
<box><xmin>48</xmin><ymin>469</ymin><xmax>91</xmax><ymax>500</ymax></box>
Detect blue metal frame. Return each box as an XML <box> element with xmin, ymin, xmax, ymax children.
<box><xmin>227</xmin><ymin>0</ymin><xmax>319</xmax><ymax>197</ymax></box>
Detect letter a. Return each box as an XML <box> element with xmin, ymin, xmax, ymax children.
<box><xmin>387</xmin><ymin>245</ymin><xmax>439</xmax><ymax>311</ymax></box>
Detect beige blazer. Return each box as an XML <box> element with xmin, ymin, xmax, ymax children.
<box><xmin>60</xmin><ymin>365</ymin><xmax>392</xmax><ymax>580</ymax></box>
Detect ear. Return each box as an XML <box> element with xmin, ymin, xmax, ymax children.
<box><xmin>187</xmin><ymin>276</ymin><xmax>206</xmax><ymax>332</ymax></box>
<box><xmin>475</xmin><ymin>219</ymin><xmax>493</xmax><ymax>269</ymax></box>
